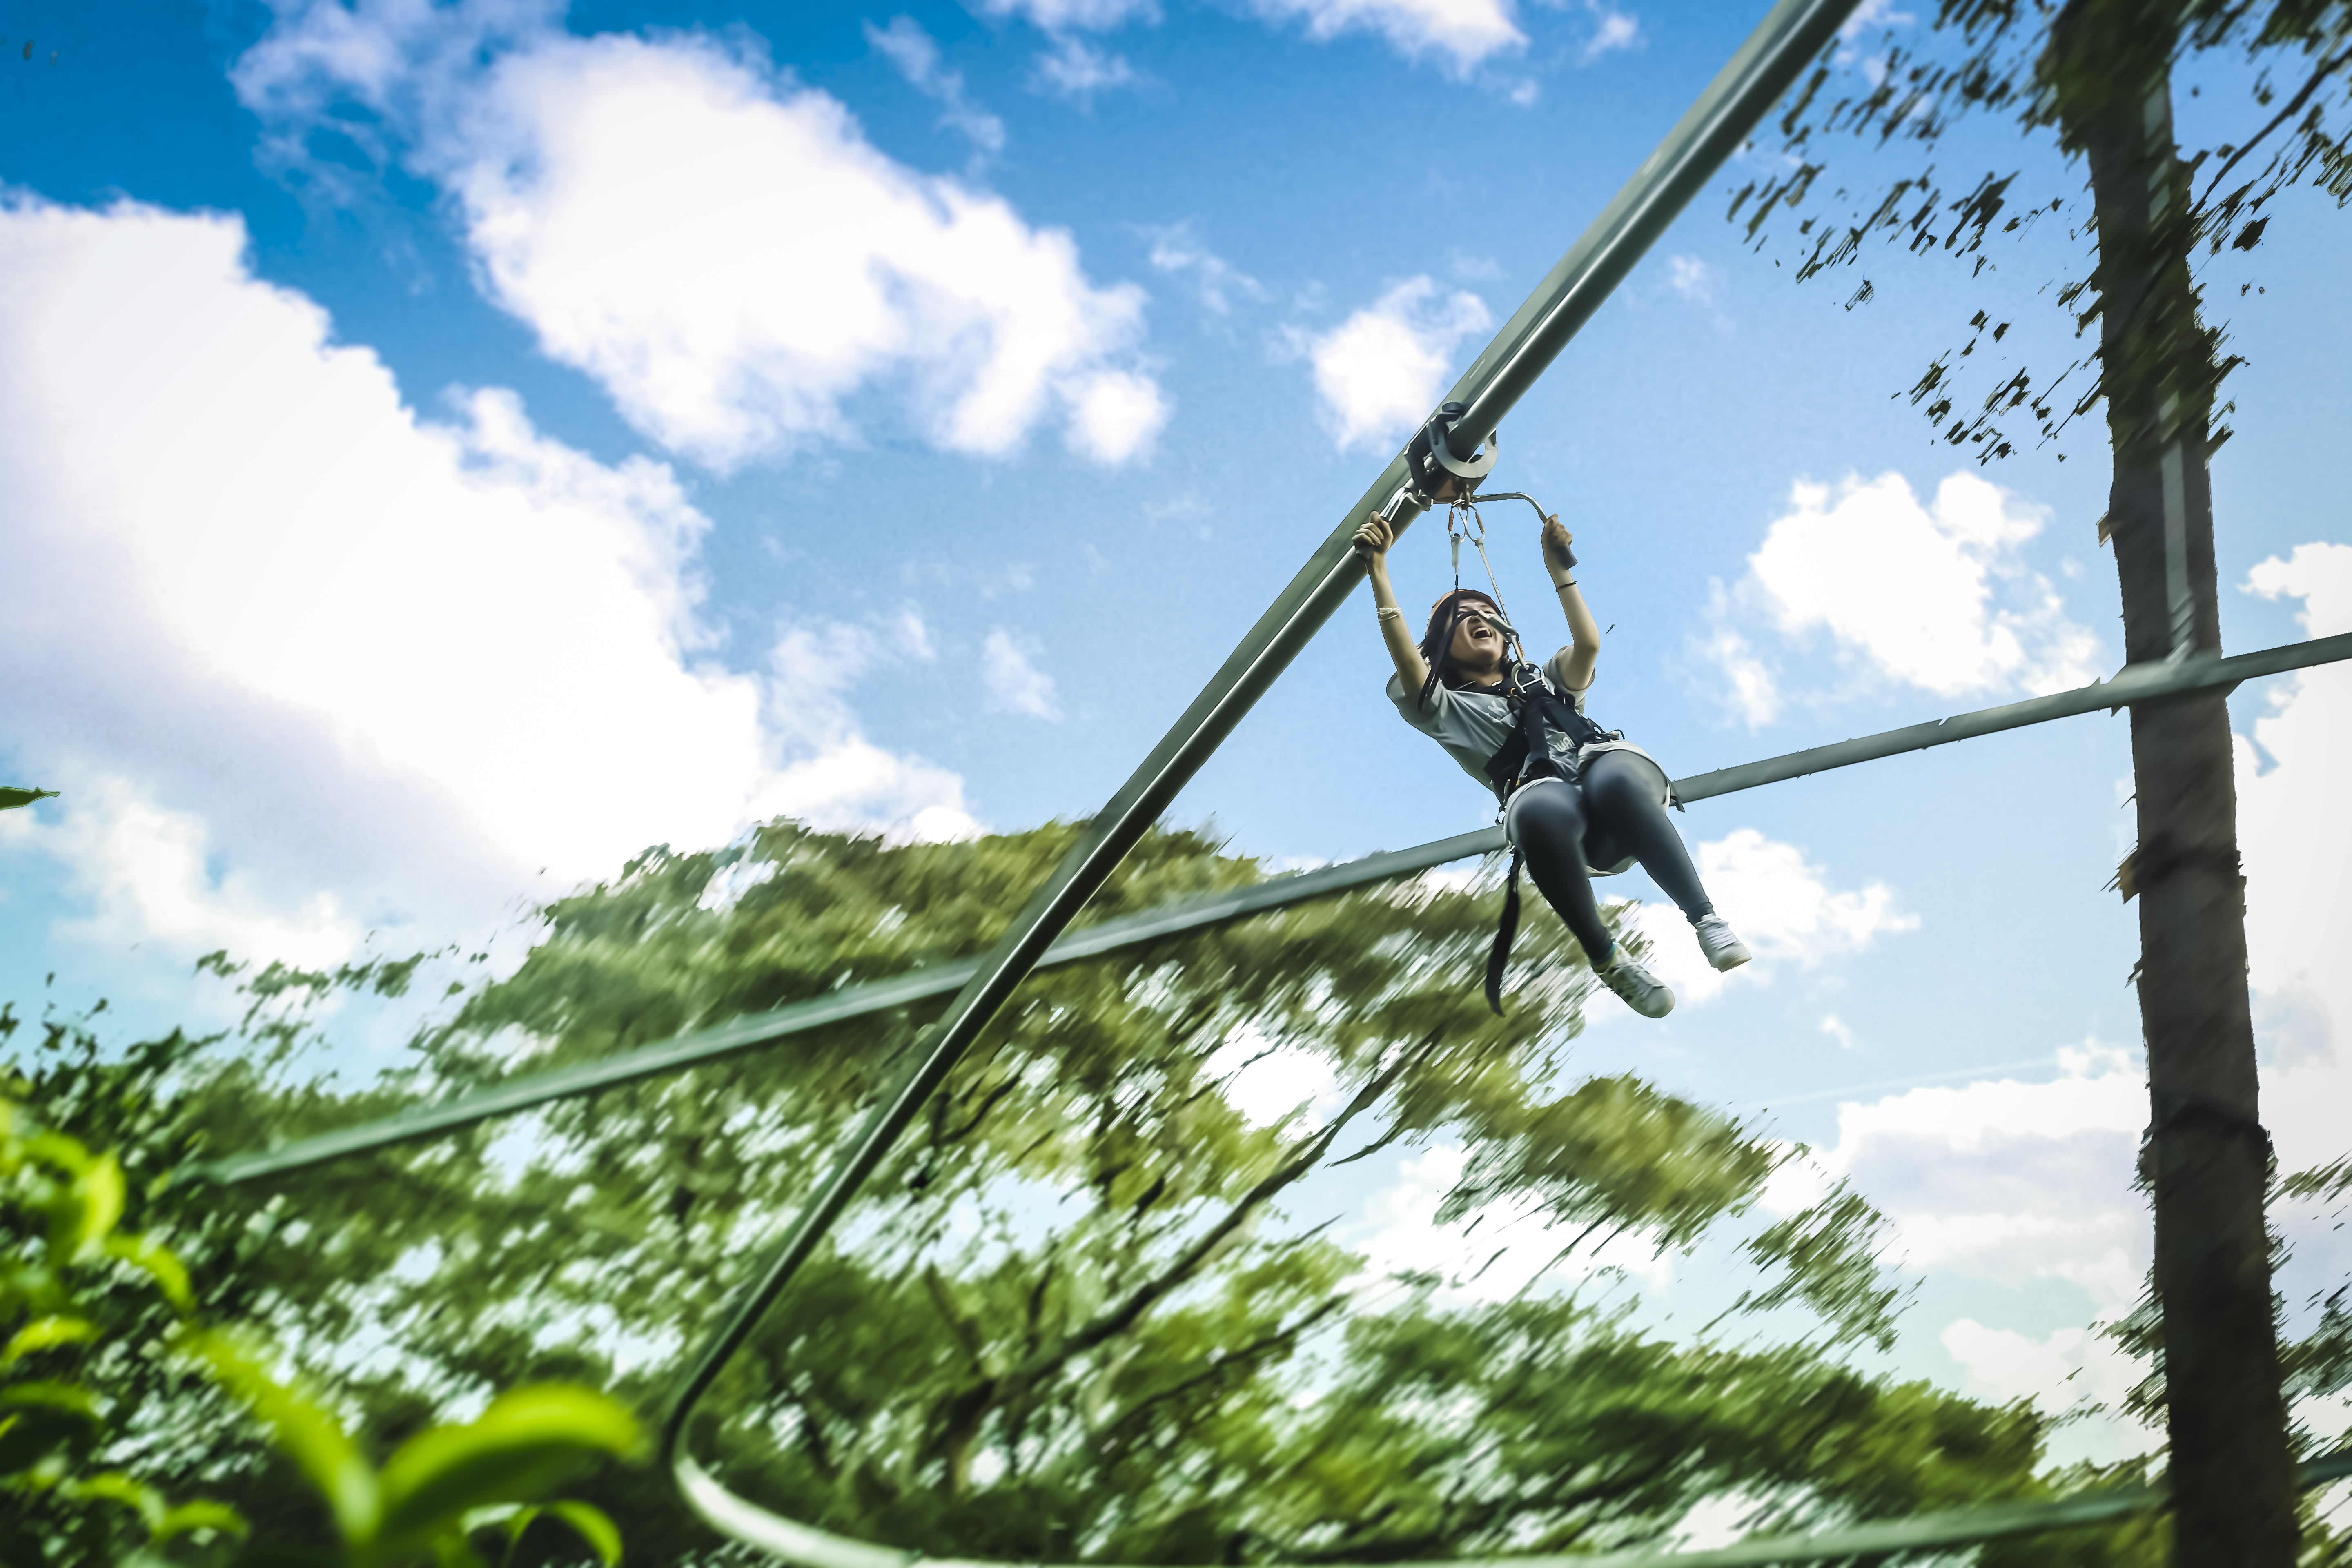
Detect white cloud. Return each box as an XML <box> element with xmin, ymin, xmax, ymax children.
<box><xmin>1200</xmin><ymin>1027</ymin><xmax>1345</xmax><ymax>1128</ymax></box>
<box><xmin>987</xmin><ymin>0</ymin><xmax>1517</xmax><ymax>73</ymax></box>
<box><xmin>981</xmin><ymin>628</ymin><xmax>1063</xmax><ymax>719</ymax></box>
<box><xmin>1145</xmin><ymin>222</ymin><xmax>1266</xmax><ymax>315</ymax></box>
<box><xmin>234</xmin><ymin>3</ymin><xmax>1166</xmax><ymax>472</ymax></box>
<box><xmin>1756</xmin><ymin>1049</ymin><xmax>2163</xmax><ymax>1459</ymax></box>
<box><xmin>1302</xmin><ymin>276</ymin><xmax>1492</xmax><ymax>452</ymax></box>
<box><xmin>2238</xmin><ymin>543</ymin><xmax>2352</xmax><ymax>1175</ymax></box>
<box><xmin>1578</xmin><ymin>2</ymin><xmax>1639</xmax><ymax>64</ymax></box>
<box><xmin>1064</xmin><ymin>367</ymin><xmax>1169</xmax><ymax>463</ymax></box>
<box><xmin>1940</xmin><ymin>1318</ymin><xmax>2154</xmax><ymax>1462</ymax></box>
<box><xmin>1033</xmin><ymin>34</ymin><xmax>1137</xmax><ymax>97</ymax></box>
<box><xmin>0</xmin><ymin>196</ymin><xmax>973</xmax><ymax>967</ymax></box>
<box><xmin>1665</xmin><ymin>253</ymin><xmax>1717</xmax><ymax>303</ymax></box>
<box><xmin>978</xmin><ymin>0</ymin><xmax>1159</xmax><ymax>29</ymax></box>
<box><xmin>1704</xmin><ymin>471</ymin><xmax>2103</xmax><ymax>726</ymax></box>
<box><xmin>866</xmin><ymin>15</ymin><xmax>1007</xmax><ymax>153</ymax></box>
<box><xmin>1795</xmin><ymin>1043</ymin><xmax>2150</xmax><ymax>1312</ymax></box>
<box><xmin>1246</xmin><ymin>0</ymin><xmax>1526</xmax><ymax>74</ymax></box>
<box><xmin>1617</xmin><ymin>827</ymin><xmax>1916</xmax><ymax>1009</ymax></box>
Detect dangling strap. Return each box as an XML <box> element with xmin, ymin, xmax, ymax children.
<box><xmin>1484</xmin><ymin>849</ymin><xmax>1524</xmax><ymax>1016</ymax></box>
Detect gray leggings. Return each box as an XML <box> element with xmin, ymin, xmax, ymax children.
<box><xmin>1505</xmin><ymin>751</ymin><xmax>1714</xmax><ymax>962</ymax></box>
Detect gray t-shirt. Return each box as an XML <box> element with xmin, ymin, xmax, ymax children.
<box><xmin>1385</xmin><ymin>646</ymin><xmax>1595</xmax><ymax>788</ymax></box>
<box><xmin>1386</xmin><ymin>649</ymin><xmax>1670</xmax><ymax>876</ymax></box>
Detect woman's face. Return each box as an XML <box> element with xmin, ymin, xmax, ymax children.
<box><xmin>1446</xmin><ymin>601</ymin><xmax>1504</xmax><ymax>668</ymax></box>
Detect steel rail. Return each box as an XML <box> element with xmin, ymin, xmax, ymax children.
<box><xmin>185</xmin><ymin>628</ymin><xmax>2352</xmax><ymax>1189</ymax></box>
<box><xmin>1668</xmin><ymin>633</ymin><xmax>2352</xmax><ymax>805</ymax></box>
<box><xmin>673</xmin><ymin>1448</ymin><xmax>2352</xmax><ymax>1568</ymax></box>
<box><xmin>655</xmin><ymin>0</ymin><xmax>1873</xmax><ymax>1556</ymax></box>
<box><xmin>185</xmin><ymin>827</ymin><xmax>1500</xmax><ymax>1186</ymax></box>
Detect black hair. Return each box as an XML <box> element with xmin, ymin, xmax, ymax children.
<box><xmin>1415</xmin><ymin>590</ymin><xmax>1514</xmax><ymax>710</ymax></box>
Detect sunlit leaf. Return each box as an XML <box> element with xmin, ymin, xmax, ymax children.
<box><xmin>20</xmin><ymin>1129</ymin><xmax>93</xmax><ymax>1177</ymax></box>
<box><xmin>529</xmin><ymin>1500</ymin><xmax>624</xmax><ymax>1566</ymax></box>
<box><xmin>180</xmin><ymin>1327</ymin><xmax>379</xmax><ymax>1544</ymax></box>
<box><xmin>64</xmin><ymin>1468</ymin><xmax>165</xmax><ymax>1529</ymax></box>
<box><xmin>430</xmin><ymin>1530</ymin><xmax>490</xmax><ymax>1568</ymax></box>
<box><xmin>103</xmin><ymin>1232</ymin><xmax>194</xmax><ymax>1315</ymax></box>
<box><xmin>153</xmin><ymin>1498</ymin><xmax>249</xmax><ymax>1543</ymax></box>
<box><xmin>376</xmin><ymin>1385</ymin><xmax>638</xmax><ymax>1549</ymax></box>
<box><xmin>0</xmin><ymin>1380</ymin><xmax>102</xmax><ymax>1420</ymax></box>
<box><xmin>1</xmin><ymin>1314</ymin><xmax>100</xmax><ymax>1365</ymax></box>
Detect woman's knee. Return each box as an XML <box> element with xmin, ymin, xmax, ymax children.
<box><xmin>1581</xmin><ymin>758</ymin><xmax>1648</xmax><ymax>811</ymax></box>
<box><xmin>1509</xmin><ymin>782</ymin><xmax>1587</xmax><ymax>847</ymax></box>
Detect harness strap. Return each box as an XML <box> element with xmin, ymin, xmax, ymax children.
<box><xmin>1480</xmin><ymin>670</ymin><xmax>1617</xmax><ymax>1015</ymax></box>
<box><xmin>1485</xmin><ymin>850</ymin><xmax>1523</xmax><ymax>1016</ymax></box>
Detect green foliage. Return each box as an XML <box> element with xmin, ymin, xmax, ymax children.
<box><xmin>2</xmin><ymin>1013</ymin><xmax>637</xmax><ymax>1568</ymax></box>
<box><xmin>137</xmin><ymin>818</ymin><xmax>2158</xmax><ymax>1562</ymax></box>
<box><xmin>0</xmin><ymin>784</ymin><xmax>60</xmax><ymax>810</ymax></box>
<box><xmin>2</xmin><ymin>1077</ymin><xmax>248</xmax><ymax>1567</ymax></box>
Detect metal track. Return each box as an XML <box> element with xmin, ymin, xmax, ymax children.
<box><xmin>674</xmin><ymin>1448</ymin><xmax>2352</xmax><ymax>1568</ymax></box>
<box><xmin>651</xmin><ymin>0</ymin><xmax>1869</xmax><ymax>1557</ymax></box>
<box><xmin>188</xmin><ymin>630</ymin><xmax>2352</xmax><ymax>1189</ymax></box>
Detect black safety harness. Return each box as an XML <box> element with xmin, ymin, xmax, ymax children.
<box><xmin>1388</xmin><ymin>401</ymin><xmax>1629</xmax><ymax>1016</ymax></box>
<box><xmin>1472</xmin><ymin>660</ymin><xmax>1620</xmax><ymax>1017</ymax></box>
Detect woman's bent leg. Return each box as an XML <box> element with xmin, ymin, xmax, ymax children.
<box><xmin>1507</xmin><ymin>780</ymin><xmax>1615</xmax><ymax>962</ymax></box>
<box><xmin>1581</xmin><ymin>752</ymin><xmax>1713</xmax><ymax>921</ymax></box>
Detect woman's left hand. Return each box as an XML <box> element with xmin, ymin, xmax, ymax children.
<box><xmin>1541</xmin><ymin>514</ymin><xmax>1577</xmax><ymax>576</ymax></box>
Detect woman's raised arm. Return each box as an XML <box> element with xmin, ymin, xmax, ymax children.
<box><xmin>1354</xmin><ymin>512</ymin><xmax>1430</xmax><ymax>694</ymax></box>
<box><xmin>1543</xmin><ymin>514</ymin><xmax>1600</xmax><ymax>692</ymax></box>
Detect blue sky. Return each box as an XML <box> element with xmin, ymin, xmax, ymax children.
<box><xmin>4</xmin><ymin>0</ymin><xmax>2350</xmax><ymax>1481</ymax></box>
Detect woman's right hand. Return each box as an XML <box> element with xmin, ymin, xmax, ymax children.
<box><xmin>1353</xmin><ymin>513</ymin><xmax>1395</xmax><ymax>560</ymax></box>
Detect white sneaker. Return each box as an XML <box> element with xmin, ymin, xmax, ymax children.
<box><xmin>1693</xmin><ymin>915</ymin><xmax>1751</xmax><ymax>973</ymax></box>
<box><xmin>1595</xmin><ymin>950</ymin><xmax>1675</xmax><ymax>1018</ymax></box>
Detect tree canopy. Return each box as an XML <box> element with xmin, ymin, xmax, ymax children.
<box><xmin>49</xmin><ymin>817</ymin><xmax>2213</xmax><ymax>1565</ymax></box>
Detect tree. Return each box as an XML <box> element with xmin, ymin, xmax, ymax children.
<box><xmin>1</xmin><ymin>1009</ymin><xmax>640</xmax><ymax>1568</ymax></box>
<box><xmin>131</xmin><ymin>818</ymin><xmax>2206</xmax><ymax>1564</ymax></box>
<box><xmin>1731</xmin><ymin>6</ymin><xmax>2352</xmax><ymax>1561</ymax></box>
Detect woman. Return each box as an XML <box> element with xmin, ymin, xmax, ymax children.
<box><xmin>1352</xmin><ymin>506</ymin><xmax>1749</xmax><ymax>1018</ymax></box>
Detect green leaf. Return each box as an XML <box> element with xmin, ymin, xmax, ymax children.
<box><xmin>510</xmin><ymin>1504</ymin><xmax>626</xmax><ymax>1561</ymax></box>
<box><xmin>0</xmin><ymin>1380</ymin><xmax>102</xmax><ymax>1420</ymax></box>
<box><xmin>0</xmin><ymin>1314</ymin><xmax>100</xmax><ymax>1365</ymax></box>
<box><xmin>20</xmin><ymin>1129</ymin><xmax>93</xmax><ymax>1176</ymax></box>
<box><xmin>104</xmin><ymin>1232</ymin><xmax>194</xmax><ymax>1316</ymax></box>
<box><xmin>430</xmin><ymin>1531</ymin><xmax>490</xmax><ymax>1568</ymax></box>
<box><xmin>63</xmin><ymin>1468</ymin><xmax>165</xmax><ymax>1529</ymax></box>
<box><xmin>0</xmin><ymin>786</ymin><xmax>59</xmax><ymax>811</ymax></box>
<box><xmin>47</xmin><ymin>1151</ymin><xmax>125</xmax><ymax>1265</ymax></box>
<box><xmin>375</xmin><ymin>1385</ymin><xmax>638</xmax><ymax>1550</ymax></box>
<box><xmin>153</xmin><ymin>1497</ymin><xmax>249</xmax><ymax>1543</ymax></box>
<box><xmin>180</xmin><ymin>1327</ymin><xmax>379</xmax><ymax>1544</ymax></box>
<box><xmin>530</xmin><ymin>1500</ymin><xmax>624</xmax><ymax>1566</ymax></box>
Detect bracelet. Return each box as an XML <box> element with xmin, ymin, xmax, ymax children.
<box><xmin>1376</xmin><ymin>606</ymin><xmax>1404</xmax><ymax>621</ymax></box>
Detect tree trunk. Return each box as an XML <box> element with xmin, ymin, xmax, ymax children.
<box><xmin>2052</xmin><ymin>4</ymin><xmax>2296</xmax><ymax>1562</ymax></box>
